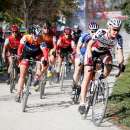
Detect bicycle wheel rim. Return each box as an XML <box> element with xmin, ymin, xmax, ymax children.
<box><xmin>10</xmin><ymin>68</ymin><xmax>15</xmax><ymax>93</ymax></box>
<box><xmin>40</xmin><ymin>80</ymin><xmax>46</xmax><ymax>99</ymax></box>
<box><xmin>60</xmin><ymin>64</ymin><xmax>65</xmax><ymax>91</ymax></box>
<box><xmin>92</xmin><ymin>79</ymin><xmax>109</xmax><ymax>126</ymax></box>
<box><xmin>22</xmin><ymin>76</ymin><xmax>31</xmax><ymax>112</ymax></box>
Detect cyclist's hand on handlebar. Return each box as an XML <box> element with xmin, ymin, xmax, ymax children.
<box><xmin>17</xmin><ymin>55</ymin><xmax>22</xmax><ymax>61</ymax></box>
<box><xmin>41</xmin><ymin>57</ymin><xmax>48</xmax><ymax>66</ymax></box>
<box><xmin>115</xmin><ymin>63</ymin><xmax>125</xmax><ymax>77</ymax></box>
<box><xmin>119</xmin><ymin>63</ymin><xmax>125</xmax><ymax>72</ymax></box>
<box><xmin>87</xmin><ymin>57</ymin><xmax>93</xmax><ymax>66</ymax></box>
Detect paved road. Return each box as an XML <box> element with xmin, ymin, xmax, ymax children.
<box><xmin>0</xmin><ymin>30</ymin><xmax>130</xmax><ymax>130</ymax></box>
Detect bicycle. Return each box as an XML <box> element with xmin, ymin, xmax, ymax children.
<box><xmin>39</xmin><ymin>71</ymin><xmax>47</xmax><ymax>99</ymax></box>
<box><xmin>22</xmin><ymin>59</ymin><xmax>35</xmax><ymax>112</ymax></box>
<box><xmin>22</xmin><ymin>58</ymin><xmax>47</xmax><ymax>112</ymax></box>
<box><xmin>83</xmin><ymin>57</ymin><xmax>121</xmax><ymax>126</ymax></box>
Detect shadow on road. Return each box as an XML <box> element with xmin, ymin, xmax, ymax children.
<box><xmin>25</xmin><ymin>100</ymin><xmax>73</xmax><ymax>113</ymax></box>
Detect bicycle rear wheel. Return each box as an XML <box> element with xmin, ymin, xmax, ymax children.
<box><xmin>85</xmin><ymin>81</ymin><xmax>95</xmax><ymax>117</ymax></box>
<box><xmin>22</xmin><ymin>75</ymin><xmax>31</xmax><ymax>112</ymax></box>
<box><xmin>10</xmin><ymin>66</ymin><xmax>16</xmax><ymax>93</ymax></box>
<box><xmin>92</xmin><ymin>79</ymin><xmax>109</xmax><ymax>126</ymax></box>
<box><xmin>39</xmin><ymin>74</ymin><xmax>47</xmax><ymax>99</ymax></box>
<box><xmin>60</xmin><ymin>64</ymin><xmax>65</xmax><ymax>91</ymax></box>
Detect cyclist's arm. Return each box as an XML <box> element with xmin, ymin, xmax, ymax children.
<box><xmin>116</xmin><ymin>35</ymin><xmax>124</xmax><ymax>64</ymax></box>
<box><xmin>76</xmin><ymin>40</ymin><xmax>82</xmax><ymax>55</ymax></box>
<box><xmin>71</xmin><ymin>40</ymin><xmax>76</xmax><ymax>53</ymax></box>
<box><xmin>17</xmin><ymin>36</ymin><xmax>25</xmax><ymax>57</ymax></box>
<box><xmin>2</xmin><ymin>38</ymin><xmax>9</xmax><ymax>58</ymax></box>
<box><xmin>53</xmin><ymin>36</ymin><xmax>57</xmax><ymax>50</ymax></box>
<box><xmin>87</xmin><ymin>39</ymin><xmax>95</xmax><ymax>58</ymax></box>
<box><xmin>116</xmin><ymin>48</ymin><xmax>124</xmax><ymax>64</ymax></box>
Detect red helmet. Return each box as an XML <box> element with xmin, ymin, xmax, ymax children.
<box><xmin>64</xmin><ymin>27</ymin><xmax>72</xmax><ymax>35</ymax></box>
<box><xmin>0</xmin><ymin>27</ymin><xmax>3</xmax><ymax>33</ymax></box>
<box><xmin>11</xmin><ymin>25</ymin><xmax>19</xmax><ymax>32</ymax></box>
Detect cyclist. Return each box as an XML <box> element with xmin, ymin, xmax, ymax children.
<box><xmin>72</xmin><ymin>22</ymin><xmax>99</xmax><ymax>98</ymax></box>
<box><xmin>78</xmin><ymin>18</ymin><xmax>125</xmax><ymax>114</ymax></box>
<box><xmin>72</xmin><ymin>24</ymin><xmax>82</xmax><ymax>45</ymax></box>
<box><xmin>15</xmin><ymin>24</ymin><xmax>45</xmax><ymax>102</ymax></box>
<box><xmin>0</xmin><ymin>27</ymin><xmax>4</xmax><ymax>69</ymax></box>
<box><xmin>56</xmin><ymin>27</ymin><xmax>76</xmax><ymax>82</ymax></box>
<box><xmin>32</xmin><ymin>22</ymin><xmax>57</xmax><ymax>86</ymax></box>
<box><xmin>2</xmin><ymin>24</ymin><xmax>21</xmax><ymax>83</ymax></box>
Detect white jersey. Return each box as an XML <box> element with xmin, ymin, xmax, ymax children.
<box><xmin>92</xmin><ymin>29</ymin><xmax>123</xmax><ymax>53</ymax></box>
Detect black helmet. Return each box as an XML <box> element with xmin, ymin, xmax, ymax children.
<box><xmin>28</xmin><ymin>24</ymin><xmax>41</xmax><ymax>36</ymax></box>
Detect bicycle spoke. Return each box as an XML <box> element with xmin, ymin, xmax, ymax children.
<box><xmin>92</xmin><ymin>79</ymin><xmax>109</xmax><ymax>126</ymax></box>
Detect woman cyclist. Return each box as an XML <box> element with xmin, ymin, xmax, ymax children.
<box><xmin>78</xmin><ymin>18</ymin><xmax>125</xmax><ymax>114</ymax></box>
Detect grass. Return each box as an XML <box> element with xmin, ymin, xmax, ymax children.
<box><xmin>107</xmin><ymin>57</ymin><xmax>130</xmax><ymax>129</ymax></box>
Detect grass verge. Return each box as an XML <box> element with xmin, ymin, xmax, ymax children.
<box><xmin>107</xmin><ymin>57</ymin><xmax>130</xmax><ymax>129</ymax></box>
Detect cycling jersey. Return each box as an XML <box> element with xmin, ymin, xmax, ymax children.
<box><xmin>92</xmin><ymin>29</ymin><xmax>123</xmax><ymax>53</ymax></box>
<box><xmin>78</xmin><ymin>32</ymin><xmax>91</xmax><ymax>55</ymax></box>
<box><xmin>4</xmin><ymin>34</ymin><xmax>21</xmax><ymax>49</ymax></box>
<box><xmin>42</xmin><ymin>34</ymin><xmax>56</xmax><ymax>49</ymax></box>
<box><xmin>18</xmin><ymin>34</ymin><xmax>43</xmax><ymax>58</ymax></box>
<box><xmin>72</xmin><ymin>29</ymin><xmax>82</xmax><ymax>44</ymax></box>
<box><xmin>57</xmin><ymin>34</ymin><xmax>74</xmax><ymax>49</ymax></box>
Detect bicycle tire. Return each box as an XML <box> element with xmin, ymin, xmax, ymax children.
<box><xmin>60</xmin><ymin>63</ymin><xmax>65</xmax><ymax>91</ymax></box>
<box><xmin>92</xmin><ymin>79</ymin><xmax>109</xmax><ymax>126</ymax></box>
<box><xmin>39</xmin><ymin>75</ymin><xmax>46</xmax><ymax>99</ymax></box>
<box><xmin>85</xmin><ymin>81</ymin><xmax>96</xmax><ymax>117</ymax></box>
<box><xmin>72</xmin><ymin>88</ymin><xmax>79</xmax><ymax>104</ymax></box>
<box><xmin>10</xmin><ymin>66</ymin><xmax>16</xmax><ymax>93</ymax></box>
<box><xmin>22</xmin><ymin>75</ymin><xmax>31</xmax><ymax>112</ymax></box>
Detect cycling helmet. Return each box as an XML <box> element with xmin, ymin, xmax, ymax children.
<box><xmin>43</xmin><ymin>22</ymin><xmax>51</xmax><ymax>29</ymax></box>
<box><xmin>88</xmin><ymin>21</ymin><xmax>99</xmax><ymax>30</ymax></box>
<box><xmin>73</xmin><ymin>24</ymin><xmax>79</xmax><ymax>29</ymax></box>
<box><xmin>29</xmin><ymin>24</ymin><xmax>41</xmax><ymax>36</ymax></box>
<box><xmin>64</xmin><ymin>27</ymin><xmax>72</xmax><ymax>35</ymax></box>
<box><xmin>107</xmin><ymin>18</ymin><xmax>122</xmax><ymax>28</ymax></box>
<box><xmin>0</xmin><ymin>27</ymin><xmax>3</xmax><ymax>33</ymax></box>
<box><xmin>11</xmin><ymin>25</ymin><xmax>19</xmax><ymax>32</ymax></box>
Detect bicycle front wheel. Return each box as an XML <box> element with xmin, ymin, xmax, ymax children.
<box><xmin>39</xmin><ymin>75</ymin><xmax>47</xmax><ymax>99</ymax></box>
<box><xmin>92</xmin><ymin>79</ymin><xmax>109</xmax><ymax>126</ymax></box>
<box><xmin>22</xmin><ymin>75</ymin><xmax>31</xmax><ymax>112</ymax></box>
<box><xmin>10</xmin><ymin>67</ymin><xmax>16</xmax><ymax>93</ymax></box>
<box><xmin>60</xmin><ymin>64</ymin><xmax>65</xmax><ymax>91</ymax></box>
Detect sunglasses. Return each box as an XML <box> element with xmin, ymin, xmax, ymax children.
<box><xmin>112</xmin><ymin>28</ymin><xmax>120</xmax><ymax>32</ymax></box>
<box><xmin>43</xmin><ymin>27</ymin><xmax>49</xmax><ymax>30</ymax></box>
<box><xmin>90</xmin><ymin>30</ymin><xmax>97</xmax><ymax>33</ymax></box>
<box><xmin>12</xmin><ymin>31</ymin><xmax>18</xmax><ymax>33</ymax></box>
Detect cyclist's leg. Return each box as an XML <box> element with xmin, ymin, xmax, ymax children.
<box><xmin>6</xmin><ymin>54</ymin><xmax>13</xmax><ymax>84</ymax></box>
<box><xmin>55</xmin><ymin>54</ymin><xmax>62</xmax><ymax>82</ymax></box>
<box><xmin>16</xmin><ymin>59</ymin><xmax>28</xmax><ymax>101</ymax></box>
<box><xmin>73</xmin><ymin>55</ymin><xmax>82</xmax><ymax>86</ymax></box>
<box><xmin>102</xmin><ymin>54</ymin><xmax>112</xmax><ymax>78</ymax></box>
<box><xmin>33</xmin><ymin>62</ymin><xmax>48</xmax><ymax>86</ymax></box>
<box><xmin>78</xmin><ymin>54</ymin><xmax>93</xmax><ymax>114</ymax></box>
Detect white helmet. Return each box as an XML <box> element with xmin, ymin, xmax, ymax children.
<box><xmin>73</xmin><ymin>24</ymin><xmax>79</xmax><ymax>29</ymax></box>
<box><xmin>107</xmin><ymin>18</ymin><xmax>122</xmax><ymax>28</ymax></box>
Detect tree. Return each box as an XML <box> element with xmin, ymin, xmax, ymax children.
<box><xmin>0</xmin><ymin>0</ymin><xmax>78</xmax><ymax>28</ymax></box>
<box><xmin>121</xmin><ymin>0</ymin><xmax>130</xmax><ymax>33</ymax></box>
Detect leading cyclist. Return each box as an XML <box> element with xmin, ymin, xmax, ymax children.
<box><xmin>78</xmin><ymin>18</ymin><xmax>125</xmax><ymax>114</ymax></box>
<box><xmin>15</xmin><ymin>24</ymin><xmax>44</xmax><ymax>102</ymax></box>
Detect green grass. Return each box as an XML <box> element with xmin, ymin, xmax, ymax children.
<box><xmin>107</xmin><ymin>57</ymin><xmax>130</xmax><ymax>129</ymax></box>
